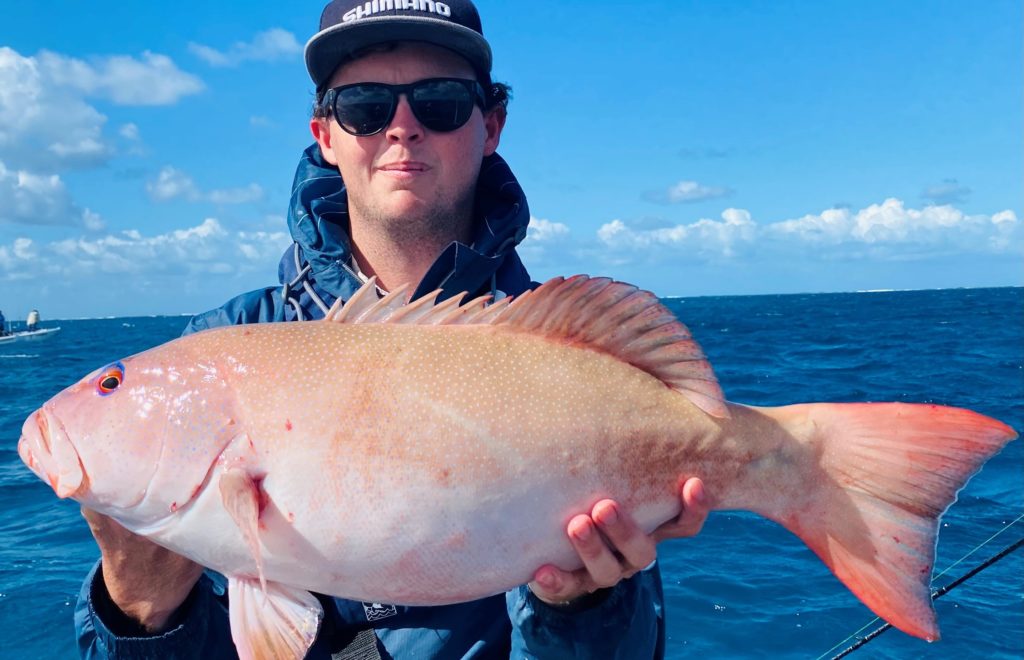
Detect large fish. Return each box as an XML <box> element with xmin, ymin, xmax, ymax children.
<box><xmin>18</xmin><ymin>276</ymin><xmax>1016</xmax><ymax>659</ymax></box>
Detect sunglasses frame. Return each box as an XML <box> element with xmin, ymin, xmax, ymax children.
<box><xmin>322</xmin><ymin>77</ymin><xmax>487</xmax><ymax>137</ymax></box>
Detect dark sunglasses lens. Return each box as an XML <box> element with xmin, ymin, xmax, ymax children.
<box><xmin>334</xmin><ymin>85</ymin><xmax>395</xmax><ymax>135</ymax></box>
<box><xmin>410</xmin><ymin>80</ymin><xmax>476</xmax><ymax>132</ymax></box>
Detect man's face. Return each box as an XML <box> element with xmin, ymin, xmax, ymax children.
<box><xmin>311</xmin><ymin>42</ymin><xmax>504</xmax><ymax>237</ymax></box>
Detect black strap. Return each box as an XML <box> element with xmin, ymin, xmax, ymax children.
<box><xmin>331</xmin><ymin>628</ymin><xmax>382</xmax><ymax>660</ymax></box>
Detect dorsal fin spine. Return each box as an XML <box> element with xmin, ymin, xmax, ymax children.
<box><xmin>323</xmin><ymin>275</ymin><xmax>728</xmax><ymax>418</ymax></box>
<box><xmin>586</xmin><ymin>291</ymin><xmax>655</xmax><ymax>344</ymax></box>
<box><xmin>388</xmin><ymin>290</ymin><xmax>443</xmax><ymax>324</ymax></box>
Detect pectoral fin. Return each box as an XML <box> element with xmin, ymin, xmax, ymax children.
<box><xmin>227</xmin><ymin>577</ymin><xmax>323</xmax><ymax>660</ymax></box>
<box><xmin>220</xmin><ymin>467</ymin><xmax>267</xmax><ymax>592</ymax></box>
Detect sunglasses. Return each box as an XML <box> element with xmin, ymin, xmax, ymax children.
<box><xmin>321</xmin><ymin>78</ymin><xmax>487</xmax><ymax>137</ymax></box>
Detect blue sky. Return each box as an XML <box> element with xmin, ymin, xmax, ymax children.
<box><xmin>0</xmin><ymin>0</ymin><xmax>1020</xmax><ymax>318</ymax></box>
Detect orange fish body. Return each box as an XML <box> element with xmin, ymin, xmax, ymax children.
<box><xmin>18</xmin><ymin>276</ymin><xmax>1017</xmax><ymax>659</ymax></box>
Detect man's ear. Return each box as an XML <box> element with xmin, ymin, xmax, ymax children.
<box><xmin>482</xmin><ymin>106</ymin><xmax>506</xmax><ymax>157</ymax></box>
<box><xmin>310</xmin><ymin>117</ymin><xmax>339</xmax><ymax>166</ymax></box>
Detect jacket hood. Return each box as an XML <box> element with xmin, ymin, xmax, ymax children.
<box><xmin>280</xmin><ymin>143</ymin><xmax>532</xmax><ymax>310</ymax></box>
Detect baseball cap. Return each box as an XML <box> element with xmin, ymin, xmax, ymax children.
<box><xmin>305</xmin><ymin>0</ymin><xmax>493</xmax><ymax>89</ymax></box>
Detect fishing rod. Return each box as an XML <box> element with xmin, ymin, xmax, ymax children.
<box><xmin>819</xmin><ymin>512</ymin><xmax>1024</xmax><ymax>659</ymax></box>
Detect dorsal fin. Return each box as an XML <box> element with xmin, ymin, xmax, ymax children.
<box><xmin>323</xmin><ymin>275</ymin><xmax>727</xmax><ymax>418</ymax></box>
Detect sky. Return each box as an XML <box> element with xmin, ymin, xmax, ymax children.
<box><xmin>0</xmin><ymin>0</ymin><xmax>1021</xmax><ymax>319</ymax></box>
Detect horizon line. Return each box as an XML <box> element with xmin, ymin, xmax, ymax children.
<box><xmin>24</xmin><ymin>283</ymin><xmax>1022</xmax><ymax>321</ymax></box>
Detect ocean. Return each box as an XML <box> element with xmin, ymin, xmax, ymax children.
<box><xmin>1</xmin><ymin>287</ymin><xmax>1021</xmax><ymax>659</ymax></box>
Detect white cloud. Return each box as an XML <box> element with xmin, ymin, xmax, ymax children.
<box><xmin>599</xmin><ymin>208</ymin><xmax>756</xmax><ymax>258</ymax></box>
<box><xmin>767</xmin><ymin>198</ymin><xmax>1017</xmax><ymax>251</ymax></box>
<box><xmin>119</xmin><ymin>123</ymin><xmax>141</xmax><ymax>141</ymax></box>
<box><xmin>769</xmin><ymin>207</ymin><xmax>853</xmax><ymax>245</ymax></box>
<box><xmin>146</xmin><ymin>166</ymin><xmax>264</xmax><ymax>205</ymax></box>
<box><xmin>595</xmin><ymin>198</ymin><xmax>1020</xmax><ymax>263</ymax></box>
<box><xmin>526</xmin><ymin>217</ymin><xmax>570</xmax><ymax>243</ymax></box>
<box><xmin>0</xmin><ymin>46</ymin><xmax>202</xmax><ymax>170</ymax></box>
<box><xmin>0</xmin><ymin>160</ymin><xmax>103</xmax><ymax>228</ymax></box>
<box><xmin>0</xmin><ymin>47</ymin><xmax>110</xmax><ymax>169</ymax></box>
<box><xmin>517</xmin><ymin>217</ymin><xmax>572</xmax><ymax>266</ymax></box>
<box><xmin>237</xmin><ymin>229</ymin><xmax>295</xmax><ymax>263</ymax></box>
<box><xmin>0</xmin><ymin>219</ymin><xmax>290</xmax><ymax>282</ymax></box>
<box><xmin>189</xmin><ymin>29</ymin><xmax>302</xmax><ymax>67</ymax></box>
<box><xmin>0</xmin><ymin>238</ymin><xmax>37</xmax><ymax>279</ymax></box>
<box><xmin>13</xmin><ymin>237</ymin><xmax>35</xmax><ymax>259</ymax></box>
<box><xmin>922</xmin><ymin>179</ymin><xmax>971</xmax><ymax>205</ymax></box>
<box><xmin>187</xmin><ymin>44</ymin><xmax>231</xmax><ymax>68</ymax></box>
<box><xmin>146</xmin><ymin>167</ymin><xmax>201</xmax><ymax>202</ymax></box>
<box><xmin>36</xmin><ymin>50</ymin><xmax>204</xmax><ymax>106</ymax></box>
<box><xmin>992</xmin><ymin>210</ymin><xmax>1017</xmax><ymax>225</ymax></box>
<box><xmin>82</xmin><ymin>209</ymin><xmax>106</xmax><ymax>231</ymax></box>
<box><xmin>51</xmin><ymin>139</ymin><xmax>114</xmax><ymax>164</ymax></box>
<box><xmin>644</xmin><ymin>180</ymin><xmax>731</xmax><ymax>205</ymax></box>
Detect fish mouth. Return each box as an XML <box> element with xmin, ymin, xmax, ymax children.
<box><xmin>19</xmin><ymin>408</ymin><xmax>88</xmax><ymax>499</ymax></box>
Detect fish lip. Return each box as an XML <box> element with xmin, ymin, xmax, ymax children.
<box><xmin>19</xmin><ymin>410</ymin><xmax>51</xmax><ymax>482</ymax></box>
<box><xmin>20</xmin><ymin>407</ymin><xmax>87</xmax><ymax>499</ymax></box>
<box><xmin>17</xmin><ymin>432</ymin><xmax>42</xmax><ymax>480</ymax></box>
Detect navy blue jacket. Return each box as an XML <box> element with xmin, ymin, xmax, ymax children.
<box><xmin>75</xmin><ymin>145</ymin><xmax>668</xmax><ymax>659</ymax></box>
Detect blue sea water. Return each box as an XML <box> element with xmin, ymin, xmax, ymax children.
<box><xmin>0</xmin><ymin>287</ymin><xmax>1021</xmax><ymax>659</ymax></box>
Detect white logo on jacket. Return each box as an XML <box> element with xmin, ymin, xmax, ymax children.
<box><xmin>362</xmin><ymin>602</ymin><xmax>398</xmax><ymax>621</ymax></box>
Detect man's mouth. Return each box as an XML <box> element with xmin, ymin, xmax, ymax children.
<box><xmin>378</xmin><ymin>161</ymin><xmax>430</xmax><ymax>174</ymax></box>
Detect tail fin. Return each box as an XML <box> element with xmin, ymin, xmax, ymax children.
<box><xmin>766</xmin><ymin>403</ymin><xmax>1016</xmax><ymax>641</ymax></box>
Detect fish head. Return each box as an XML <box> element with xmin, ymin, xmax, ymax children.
<box><xmin>19</xmin><ymin>343</ymin><xmax>241</xmax><ymax>527</ymax></box>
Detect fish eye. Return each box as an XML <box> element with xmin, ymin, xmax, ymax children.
<box><xmin>97</xmin><ymin>362</ymin><xmax>125</xmax><ymax>396</ymax></box>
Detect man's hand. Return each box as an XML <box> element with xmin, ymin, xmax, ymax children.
<box><xmin>529</xmin><ymin>477</ymin><xmax>708</xmax><ymax>606</ymax></box>
<box><xmin>82</xmin><ymin>507</ymin><xmax>204</xmax><ymax>633</ymax></box>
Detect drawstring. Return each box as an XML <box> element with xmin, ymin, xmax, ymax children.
<box><xmin>280</xmin><ymin>238</ymin><xmax>516</xmax><ymax>318</ymax></box>
<box><xmin>281</xmin><ymin>243</ymin><xmax>331</xmax><ymax>321</ymax></box>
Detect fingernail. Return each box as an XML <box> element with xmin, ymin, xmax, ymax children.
<box><xmin>692</xmin><ymin>480</ymin><xmax>706</xmax><ymax>505</ymax></box>
<box><xmin>573</xmin><ymin>522</ymin><xmax>592</xmax><ymax>542</ymax></box>
<box><xmin>538</xmin><ymin>571</ymin><xmax>558</xmax><ymax>590</ymax></box>
<box><xmin>600</xmin><ymin>504</ymin><xmax>618</xmax><ymax>526</ymax></box>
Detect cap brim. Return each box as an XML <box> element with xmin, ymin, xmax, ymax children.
<box><xmin>305</xmin><ymin>17</ymin><xmax>492</xmax><ymax>88</ymax></box>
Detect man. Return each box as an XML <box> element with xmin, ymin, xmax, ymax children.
<box><xmin>76</xmin><ymin>1</ymin><xmax>709</xmax><ymax>657</ymax></box>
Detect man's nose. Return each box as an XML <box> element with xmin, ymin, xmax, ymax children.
<box><xmin>386</xmin><ymin>95</ymin><xmax>423</xmax><ymax>143</ymax></box>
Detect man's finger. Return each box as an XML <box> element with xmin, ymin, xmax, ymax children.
<box><xmin>567</xmin><ymin>514</ymin><xmax>622</xmax><ymax>589</ymax></box>
<box><xmin>592</xmin><ymin>500</ymin><xmax>656</xmax><ymax>571</ymax></box>
<box><xmin>530</xmin><ymin>565</ymin><xmax>591</xmax><ymax>604</ymax></box>
<box><xmin>653</xmin><ymin>477</ymin><xmax>709</xmax><ymax>542</ymax></box>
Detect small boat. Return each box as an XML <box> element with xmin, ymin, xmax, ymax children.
<box><xmin>0</xmin><ymin>327</ymin><xmax>61</xmax><ymax>345</ymax></box>
<box><xmin>12</xmin><ymin>327</ymin><xmax>61</xmax><ymax>341</ymax></box>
